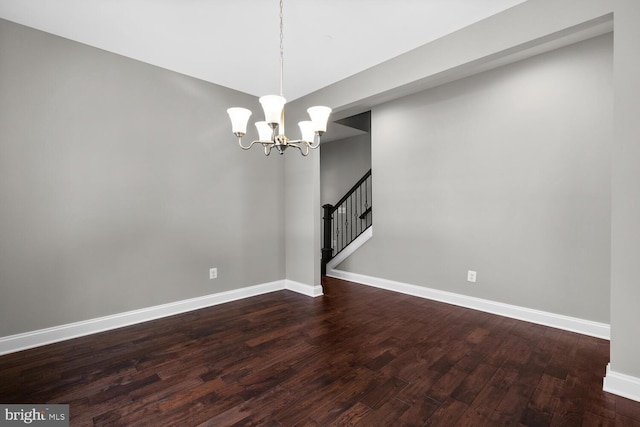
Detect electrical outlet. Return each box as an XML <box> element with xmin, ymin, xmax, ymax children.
<box><xmin>209</xmin><ymin>268</ymin><xmax>218</xmax><ymax>280</ymax></box>
<box><xmin>467</xmin><ymin>270</ymin><xmax>477</xmax><ymax>283</ymax></box>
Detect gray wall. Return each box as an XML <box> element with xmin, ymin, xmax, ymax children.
<box><xmin>320</xmin><ymin>134</ymin><xmax>371</xmax><ymax>206</ymax></box>
<box><xmin>0</xmin><ymin>19</ymin><xmax>285</xmax><ymax>336</ymax></box>
<box><xmin>611</xmin><ymin>0</ymin><xmax>640</xmax><ymax>378</ymax></box>
<box><xmin>284</xmin><ymin>147</ymin><xmax>321</xmax><ymax>287</ymax></box>
<box><xmin>338</xmin><ymin>34</ymin><xmax>613</xmax><ymax>323</ymax></box>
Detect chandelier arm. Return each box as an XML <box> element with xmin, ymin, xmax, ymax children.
<box><xmin>307</xmin><ymin>134</ymin><xmax>321</xmax><ymax>149</ymax></box>
<box><xmin>288</xmin><ymin>142</ymin><xmax>310</xmax><ymax>157</ymax></box>
<box><xmin>289</xmin><ymin>135</ymin><xmax>321</xmax><ymax>150</ymax></box>
<box><xmin>238</xmin><ymin>138</ymin><xmax>264</xmax><ymax>151</ymax></box>
<box><xmin>264</xmin><ymin>144</ymin><xmax>273</xmax><ymax>156</ymax></box>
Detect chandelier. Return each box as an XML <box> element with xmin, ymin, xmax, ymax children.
<box><xmin>226</xmin><ymin>0</ymin><xmax>332</xmax><ymax>156</ymax></box>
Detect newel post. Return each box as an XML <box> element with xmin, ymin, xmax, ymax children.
<box><xmin>321</xmin><ymin>204</ymin><xmax>334</xmax><ymax>276</ymax></box>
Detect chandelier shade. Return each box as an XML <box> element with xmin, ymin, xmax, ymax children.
<box><xmin>226</xmin><ymin>0</ymin><xmax>331</xmax><ymax>156</ymax></box>
<box><xmin>255</xmin><ymin>121</ymin><xmax>274</xmax><ymax>141</ymax></box>
<box><xmin>298</xmin><ymin>121</ymin><xmax>315</xmax><ymax>143</ymax></box>
<box><xmin>259</xmin><ymin>95</ymin><xmax>286</xmax><ymax>126</ymax></box>
<box><xmin>227</xmin><ymin>107</ymin><xmax>252</xmax><ymax>136</ymax></box>
<box><xmin>307</xmin><ymin>106</ymin><xmax>332</xmax><ymax>134</ymax></box>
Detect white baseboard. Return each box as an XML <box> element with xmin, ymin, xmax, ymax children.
<box><xmin>285</xmin><ymin>279</ymin><xmax>324</xmax><ymax>297</ymax></box>
<box><xmin>603</xmin><ymin>363</ymin><xmax>640</xmax><ymax>402</ymax></box>
<box><xmin>326</xmin><ymin>227</ymin><xmax>373</xmax><ymax>270</ymax></box>
<box><xmin>327</xmin><ymin>269</ymin><xmax>610</xmax><ymax>340</ymax></box>
<box><xmin>0</xmin><ymin>279</ymin><xmax>320</xmax><ymax>356</ymax></box>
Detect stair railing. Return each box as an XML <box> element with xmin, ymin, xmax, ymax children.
<box><xmin>322</xmin><ymin>169</ymin><xmax>372</xmax><ymax>274</ymax></box>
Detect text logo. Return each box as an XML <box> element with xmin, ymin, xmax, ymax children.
<box><xmin>0</xmin><ymin>405</ymin><xmax>68</xmax><ymax>426</ymax></box>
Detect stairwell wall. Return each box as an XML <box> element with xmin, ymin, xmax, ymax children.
<box><xmin>320</xmin><ymin>134</ymin><xmax>371</xmax><ymax>207</ymax></box>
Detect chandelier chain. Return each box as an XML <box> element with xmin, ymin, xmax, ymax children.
<box><xmin>279</xmin><ymin>0</ymin><xmax>284</xmax><ymax>97</ymax></box>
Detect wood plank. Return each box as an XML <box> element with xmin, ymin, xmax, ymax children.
<box><xmin>424</xmin><ymin>398</ymin><xmax>469</xmax><ymax>426</ymax></box>
<box><xmin>451</xmin><ymin>363</ymin><xmax>499</xmax><ymax>404</ymax></box>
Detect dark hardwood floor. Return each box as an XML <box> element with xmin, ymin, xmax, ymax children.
<box><xmin>1</xmin><ymin>277</ymin><xmax>639</xmax><ymax>426</ymax></box>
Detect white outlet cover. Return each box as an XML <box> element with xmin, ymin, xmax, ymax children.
<box><xmin>209</xmin><ymin>268</ymin><xmax>217</xmax><ymax>279</ymax></box>
<box><xmin>467</xmin><ymin>270</ymin><xmax>477</xmax><ymax>283</ymax></box>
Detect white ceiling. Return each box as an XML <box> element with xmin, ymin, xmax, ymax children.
<box><xmin>0</xmin><ymin>0</ymin><xmax>525</xmax><ymax>101</ymax></box>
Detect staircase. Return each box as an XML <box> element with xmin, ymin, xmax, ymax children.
<box><xmin>322</xmin><ymin>169</ymin><xmax>372</xmax><ymax>275</ymax></box>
